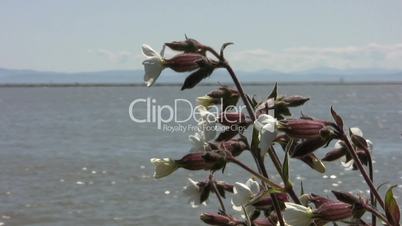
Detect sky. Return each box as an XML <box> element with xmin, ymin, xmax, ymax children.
<box><xmin>1</xmin><ymin>0</ymin><xmax>402</xmax><ymax>73</ymax></box>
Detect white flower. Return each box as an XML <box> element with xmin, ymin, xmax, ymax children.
<box><xmin>189</xmin><ymin>131</ymin><xmax>207</xmax><ymax>152</ymax></box>
<box><xmin>150</xmin><ymin>158</ymin><xmax>178</xmax><ymax>179</ymax></box>
<box><xmin>189</xmin><ymin>106</ymin><xmax>217</xmax><ymax>151</ymax></box>
<box><xmin>282</xmin><ymin>202</ymin><xmax>313</xmax><ymax>226</ymax></box>
<box><xmin>231</xmin><ymin>178</ymin><xmax>260</xmax><ymax>217</ymax></box>
<box><xmin>142</xmin><ymin>44</ymin><xmax>166</xmax><ymax>87</ymax></box>
<box><xmin>254</xmin><ymin>114</ymin><xmax>278</xmax><ymax>153</ymax></box>
<box><xmin>349</xmin><ymin>127</ymin><xmax>363</xmax><ymax>137</ymax></box>
<box><xmin>197</xmin><ymin>106</ymin><xmax>217</xmax><ymax>140</ymax></box>
<box><xmin>341</xmin><ymin>127</ymin><xmax>374</xmax><ymax>170</ymax></box>
<box><xmin>182</xmin><ymin>178</ymin><xmax>206</xmax><ymax>208</ymax></box>
<box><xmin>197</xmin><ymin>95</ymin><xmax>216</xmax><ymax>108</ymax></box>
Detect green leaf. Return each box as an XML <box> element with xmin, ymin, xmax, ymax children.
<box><xmin>250</xmin><ymin>128</ymin><xmax>260</xmax><ymax>153</ymax></box>
<box><xmin>267</xmin><ymin>82</ymin><xmax>278</xmax><ymax>99</ymax></box>
<box><xmin>385</xmin><ymin>185</ymin><xmax>400</xmax><ymax>225</ymax></box>
<box><xmin>283</xmin><ymin>149</ymin><xmax>289</xmax><ymax>185</ymax></box>
<box><xmin>330</xmin><ymin>106</ymin><xmax>344</xmax><ymax>129</ymax></box>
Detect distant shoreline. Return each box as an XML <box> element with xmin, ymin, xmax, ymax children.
<box><xmin>0</xmin><ymin>81</ymin><xmax>402</xmax><ymax>88</ymax></box>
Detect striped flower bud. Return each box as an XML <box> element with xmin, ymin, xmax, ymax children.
<box><xmin>280</xmin><ymin>95</ymin><xmax>310</xmax><ymax>107</ymax></box>
<box><xmin>291</xmin><ymin>137</ymin><xmax>329</xmax><ymax>158</ymax></box>
<box><xmin>313</xmin><ymin>201</ymin><xmax>353</xmax><ymax>221</ymax></box>
<box><xmin>165</xmin><ymin>53</ymin><xmax>205</xmax><ymax>72</ymax></box>
<box><xmin>197</xmin><ymin>86</ymin><xmax>239</xmax><ymax>109</ymax></box>
<box><xmin>253</xmin><ymin>193</ymin><xmax>289</xmax><ymax>210</ymax></box>
<box><xmin>219</xmin><ymin>137</ymin><xmax>249</xmax><ymax>157</ymax></box>
<box><xmin>165</xmin><ymin>38</ymin><xmax>204</xmax><ymax>53</ymax></box>
<box><xmin>253</xmin><ymin>218</ymin><xmax>275</xmax><ymax>226</ymax></box>
<box><xmin>278</xmin><ymin>119</ymin><xmax>332</xmax><ymax>139</ymax></box>
<box><xmin>176</xmin><ymin>152</ymin><xmax>225</xmax><ymax>171</ymax></box>
<box><xmin>200</xmin><ymin>212</ymin><xmax>241</xmax><ymax>226</ymax></box>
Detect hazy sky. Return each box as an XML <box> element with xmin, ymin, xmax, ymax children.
<box><xmin>1</xmin><ymin>0</ymin><xmax>402</xmax><ymax>72</ymax></box>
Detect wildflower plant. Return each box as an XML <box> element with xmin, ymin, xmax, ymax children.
<box><xmin>143</xmin><ymin>37</ymin><xmax>400</xmax><ymax>226</ymax></box>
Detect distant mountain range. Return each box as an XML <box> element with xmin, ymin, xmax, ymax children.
<box><xmin>0</xmin><ymin>67</ymin><xmax>401</xmax><ymax>85</ymax></box>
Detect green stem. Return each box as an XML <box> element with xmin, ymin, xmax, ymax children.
<box><xmin>255</xmin><ymin>156</ymin><xmax>287</xmax><ymax>226</ymax></box>
<box><xmin>229</xmin><ymin>157</ymin><xmax>283</xmax><ymax>190</ymax></box>
<box><xmin>209</xmin><ymin>174</ymin><xmax>226</xmax><ymax>213</ymax></box>
<box><xmin>341</xmin><ymin>134</ymin><xmax>385</xmax><ymax>210</ymax></box>
<box><xmin>364</xmin><ymin>204</ymin><xmax>390</xmax><ymax>225</ymax></box>
<box><xmin>268</xmin><ymin>147</ymin><xmax>301</xmax><ymax>204</ymax></box>
<box><xmin>360</xmin><ymin>146</ymin><xmax>376</xmax><ymax>226</ymax></box>
<box><xmin>223</xmin><ymin>64</ymin><xmax>256</xmax><ymax>121</ymax></box>
<box><xmin>223</xmin><ymin>63</ymin><xmax>285</xmax><ymax>226</ymax></box>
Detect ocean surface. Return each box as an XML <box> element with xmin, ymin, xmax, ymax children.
<box><xmin>0</xmin><ymin>84</ymin><xmax>401</xmax><ymax>226</ymax></box>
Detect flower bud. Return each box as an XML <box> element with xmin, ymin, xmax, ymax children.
<box><xmin>331</xmin><ymin>191</ymin><xmax>362</xmax><ymax>206</ymax></box>
<box><xmin>165</xmin><ymin>53</ymin><xmax>205</xmax><ymax>72</ymax></box>
<box><xmin>218</xmin><ymin>112</ymin><xmax>251</xmax><ymax>126</ymax></box>
<box><xmin>322</xmin><ymin>147</ymin><xmax>346</xmax><ymax>162</ymax></box>
<box><xmin>198</xmin><ymin>86</ymin><xmax>239</xmax><ymax>109</ymax></box>
<box><xmin>291</xmin><ymin>137</ymin><xmax>329</xmax><ymax>158</ymax></box>
<box><xmin>280</xmin><ymin>95</ymin><xmax>310</xmax><ymax>107</ymax></box>
<box><xmin>313</xmin><ymin>201</ymin><xmax>353</xmax><ymax>221</ymax></box>
<box><xmin>253</xmin><ymin>193</ymin><xmax>289</xmax><ymax>210</ymax></box>
<box><xmin>200</xmin><ymin>212</ymin><xmax>241</xmax><ymax>226</ymax></box>
<box><xmin>279</xmin><ymin>119</ymin><xmax>332</xmax><ymax>139</ymax></box>
<box><xmin>351</xmin><ymin>134</ymin><xmax>368</xmax><ymax>150</ymax></box>
<box><xmin>175</xmin><ymin>152</ymin><xmax>225</xmax><ymax>171</ymax></box>
<box><xmin>165</xmin><ymin>38</ymin><xmax>204</xmax><ymax>53</ymax></box>
<box><xmin>255</xmin><ymin>98</ymin><xmax>275</xmax><ymax>117</ymax></box>
<box><xmin>253</xmin><ymin>218</ymin><xmax>275</xmax><ymax>226</ymax></box>
<box><xmin>215</xmin><ymin>181</ymin><xmax>234</xmax><ymax>193</ymax></box>
<box><xmin>219</xmin><ymin>137</ymin><xmax>249</xmax><ymax>157</ymax></box>
<box><xmin>308</xmin><ymin>193</ymin><xmax>333</xmax><ymax>208</ymax></box>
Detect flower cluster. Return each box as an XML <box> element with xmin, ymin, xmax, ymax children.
<box><xmin>143</xmin><ymin>37</ymin><xmax>400</xmax><ymax>226</ymax></box>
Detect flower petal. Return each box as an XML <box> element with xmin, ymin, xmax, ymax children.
<box><xmin>183</xmin><ymin>178</ymin><xmax>202</xmax><ymax>207</ymax></box>
<box><xmin>150</xmin><ymin>158</ymin><xmax>178</xmax><ymax>179</ymax></box>
<box><xmin>340</xmin><ymin>157</ymin><xmax>354</xmax><ymax>170</ymax></box>
<box><xmin>283</xmin><ymin>202</ymin><xmax>313</xmax><ymax>226</ymax></box>
<box><xmin>366</xmin><ymin>139</ymin><xmax>373</xmax><ymax>151</ymax></box>
<box><xmin>350</xmin><ymin>127</ymin><xmax>363</xmax><ymax>137</ymax></box>
<box><xmin>254</xmin><ymin>114</ymin><xmax>277</xmax><ymax>131</ymax></box>
<box><xmin>143</xmin><ymin>57</ymin><xmax>164</xmax><ymax>87</ymax></box>
<box><xmin>142</xmin><ymin>44</ymin><xmax>161</xmax><ymax>58</ymax></box>
<box><xmin>245</xmin><ymin>178</ymin><xmax>260</xmax><ymax>194</ymax></box>
<box><xmin>232</xmin><ymin>182</ymin><xmax>253</xmax><ymax>208</ymax></box>
<box><xmin>334</xmin><ymin>140</ymin><xmax>344</xmax><ymax>149</ymax></box>
<box><xmin>258</xmin><ymin>129</ymin><xmax>277</xmax><ymax>152</ymax></box>
<box><xmin>254</xmin><ymin>114</ymin><xmax>278</xmax><ymax>152</ymax></box>
<box><xmin>189</xmin><ymin>132</ymin><xmax>206</xmax><ymax>151</ymax></box>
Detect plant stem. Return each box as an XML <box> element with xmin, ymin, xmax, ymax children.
<box><xmin>256</xmin><ymin>156</ymin><xmax>287</xmax><ymax>226</ymax></box>
<box><xmin>341</xmin><ymin>134</ymin><xmax>385</xmax><ymax>210</ymax></box>
<box><xmin>364</xmin><ymin>204</ymin><xmax>390</xmax><ymax>225</ymax></box>
<box><xmin>229</xmin><ymin>157</ymin><xmax>282</xmax><ymax>190</ymax></box>
<box><xmin>209</xmin><ymin>174</ymin><xmax>226</xmax><ymax>213</ymax></box>
<box><xmin>268</xmin><ymin>147</ymin><xmax>301</xmax><ymax>204</ymax></box>
<box><xmin>223</xmin><ymin>64</ymin><xmax>256</xmax><ymax>121</ymax></box>
<box><xmin>223</xmin><ymin>63</ymin><xmax>285</xmax><ymax>226</ymax></box>
<box><xmin>361</xmin><ymin>146</ymin><xmax>376</xmax><ymax>226</ymax></box>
